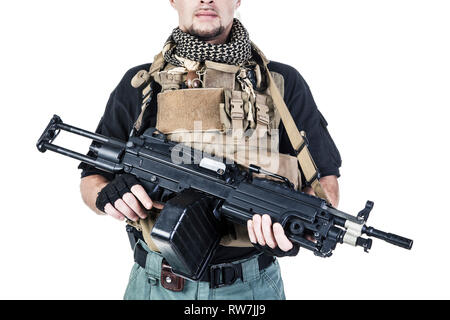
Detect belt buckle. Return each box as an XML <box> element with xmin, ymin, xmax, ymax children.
<box><xmin>209</xmin><ymin>263</ymin><xmax>240</xmax><ymax>289</ymax></box>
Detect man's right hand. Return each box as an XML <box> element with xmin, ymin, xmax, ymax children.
<box><xmin>95</xmin><ymin>174</ymin><xmax>163</xmax><ymax>222</ymax></box>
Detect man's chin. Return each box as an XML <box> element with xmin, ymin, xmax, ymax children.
<box><xmin>189</xmin><ymin>25</ymin><xmax>224</xmax><ymax>41</ymax></box>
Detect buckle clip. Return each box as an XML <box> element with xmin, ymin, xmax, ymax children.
<box><xmin>256</xmin><ymin>104</ymin><xmax>270</xmax><ymax>126</ymax></box>
<box><xmin>294</xmin><ymin>131</ymin><xmax>310</xmax><ymax>156</ymax></box>
<box><xmin>209</xmin><ymin>263</ymin><xmax>240</xmax><ymax>289</ymax></box>
<box><xmin>230</xmin><ymin>99</ymin><xmax>244</xmax><ymax>120</ymax></box>
<box><xmin>305</xmin><ymin>171</ymin><xmax>321</xmax><ymax>187</ymax></box>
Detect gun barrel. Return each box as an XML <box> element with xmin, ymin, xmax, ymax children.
<box><xmin>363</xmin><ymin>226</ymin><xmax>413</xmax><ymax>250</ymax></box>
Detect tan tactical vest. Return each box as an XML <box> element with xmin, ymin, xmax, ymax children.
<box><xmin>128</xmin><ymin>43</ymin><xmax>329</xmax><ymax>251</ymax></box>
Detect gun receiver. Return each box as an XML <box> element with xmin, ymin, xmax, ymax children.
<box><xmin>37</xmin><ymin>115</ymin><xmax>413</xmax><ymax>280</ymax></box>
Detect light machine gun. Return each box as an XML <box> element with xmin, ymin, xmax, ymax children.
<box><xmin>37</xmin><ymin>115</ymin><xmax>413</xmax><ymax>281</ymax></box>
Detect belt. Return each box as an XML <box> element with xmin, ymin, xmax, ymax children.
<box><xmin>133</xmin><ymin>241</ymin><xmax>275</xmax><ymax>289</ymax></box>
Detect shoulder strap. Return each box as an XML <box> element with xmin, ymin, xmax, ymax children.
<box><xmin>132</xmin><ymin>52</ymin><xmax>166</xmax><ymax>132</ymax></box>
<box><xmin>252</xmin><ymin>43</ymin><xmax>330</xmax><ymax>203</ymax></box>
<box><xmin>149</xmin><ymin>51</ymin><xmax>166</xmax><ymax>78</ymax></box>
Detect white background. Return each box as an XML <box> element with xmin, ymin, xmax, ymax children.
<box><xmin>0</xmin><ymin>0</ymin><xmax>449</xmax><ymax>300</ymax></box>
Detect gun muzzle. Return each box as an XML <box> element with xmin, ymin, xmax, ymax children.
<box><xmin>363</xmin><ymin>226</ymin><xmax>413</xmax><ymax>250</ymax></box>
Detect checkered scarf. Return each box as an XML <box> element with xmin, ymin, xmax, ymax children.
<box><xmin>163</xmin><ymin>18</ymin><xmax>253</xmax><ymax>67</ymax></box>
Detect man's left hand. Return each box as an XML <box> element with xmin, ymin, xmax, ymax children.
<box><xmin>247</xmin><ymin>214</ymin><xmax>294</xmax><ymax>252</ymax></box>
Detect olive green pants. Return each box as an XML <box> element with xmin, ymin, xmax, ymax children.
<box><xmin>124</xmin><ymin>240</ymin><xmax>286</xmax><ymax>300</ymax></box>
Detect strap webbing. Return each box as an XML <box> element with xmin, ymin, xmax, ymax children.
<box><xmin>149</xmin><ymin>52</ymin><xmax>165</xmax><ymax>78</ymax></box>
<box><xmin>265</xmin><ymin>69</ymin><xmax>329</xmax><ymax>202</ymax></box>
<box><xmin>252</xmin><ymin>43</ymin><xmax>330</xmax><ymax>203</ymax></box>
<box><xmin>133</xmin><ymin>52</ymin><xmax>166</xmax><ymax>131</ymax></box>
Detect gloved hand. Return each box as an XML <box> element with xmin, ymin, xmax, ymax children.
<box><xmin>95</xmin><ymin>174</ymin><xmax>163</xmax><ymax>221</ymax></box>
<box><xmin>247</xmin><ymin>214</ymin><xmax>300</xmax><ymax>257</ymax></box>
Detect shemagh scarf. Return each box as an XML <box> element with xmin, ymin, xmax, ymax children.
<box><xmin>163</xmin><ymin>18</ymin><xmax>253</xmax><ymax>67</ymax></box>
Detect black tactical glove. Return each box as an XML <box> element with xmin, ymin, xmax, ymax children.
<box><xmin>252</xmin><ymin>243</ymin><xmax>300</xmax><ymax>257</ymax></box>
<box><xmin>95</xmin><ymin>174</ymin><xmax>141</xmax><ymax>212</ymax></box>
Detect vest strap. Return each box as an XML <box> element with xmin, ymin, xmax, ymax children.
<box><xmin>230</xmin><ymin>91</ymin><xmax>245</xmax><ymax>137</ymax></box>
<box><xmin>255</xmin><ymin>94</ymin><xmax>269</xmax><ymax>137</ymax></box>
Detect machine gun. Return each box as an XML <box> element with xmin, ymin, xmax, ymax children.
<box><xmin>37</xmin><ymin>115</ymin><xmax>413</xmax><ymax>281</ymax></box>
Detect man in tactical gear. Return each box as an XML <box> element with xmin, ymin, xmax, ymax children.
<box><xmin>79</xmin><ymin>0</ymin><xmax>341</xmax><ymax>300</ymax></box>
